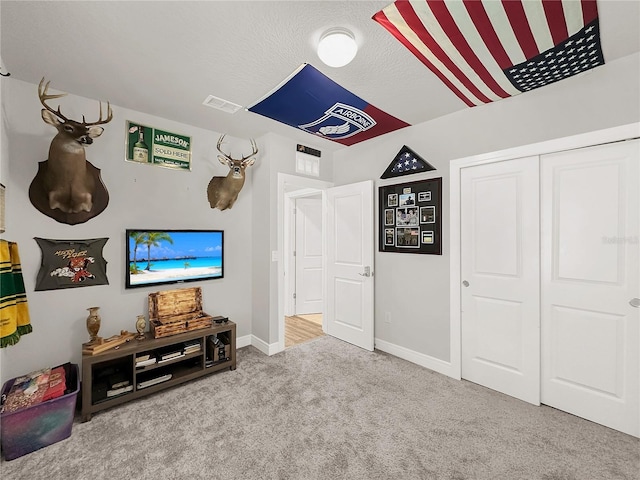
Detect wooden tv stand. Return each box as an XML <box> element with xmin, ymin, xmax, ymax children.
<box><xmin>80</xmin><ymin>321</ymin><xmax>236</xmax><ymax>422</ymax></box>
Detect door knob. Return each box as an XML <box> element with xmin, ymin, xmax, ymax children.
<box><xmin>359</xmin><ymin>266</ymin><xmax>372</xmax><ymax>277</ymax></box>
<box><xmin>462</xmin><ymin>280</ymin><xmax>470</xmax><ymax>287</ymax></box>
<box><xmin>630</xmin><ymin>298</ymin><xmax>640</xmax><ymax>308</ymax></box>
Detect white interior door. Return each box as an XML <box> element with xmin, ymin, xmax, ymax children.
<box><xmin>541</xmin><ymin>140</ymin><xmax>639</xmax><ymax>437</ymax></box>
<box><xmin>326</xmin><ymin>180</ymin><xmax>374</xmax><ymax>351</ymax></box>
<box><xmin>461</xmin><ymin>157</ymin><xmax>541</xmax><ymax>404</ymax></box>
<box><xmin>295</xmin><ymin>197</ymin><xmax>323</xmax><ymax>315</ymax></box>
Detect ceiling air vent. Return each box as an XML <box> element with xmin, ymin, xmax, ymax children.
<box><xmin>202</xmin><ymin>95</ymin><xmax>242</xmax><ymax>114</ymax></box>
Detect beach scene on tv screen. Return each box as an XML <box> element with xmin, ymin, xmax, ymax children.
<box><xmin>128</xmin><ymin>231</ymin><xmax>222</xmax><ymax>286</ymax></box>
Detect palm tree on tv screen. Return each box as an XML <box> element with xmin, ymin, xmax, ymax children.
<box><xmin>144</xmin><ymin>232</ymin><xmax>174</xmax><ymax>271</ymax></box>
<box><xmin>129</xmin><ymin>231</ymin><xmax>146</xmax><ymax>274</ymax></box>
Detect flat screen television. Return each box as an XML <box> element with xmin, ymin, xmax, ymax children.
<box><xmin>125</xmin><ymin>229</ymin><xmax>223</xmax><ymax>289</ymax></box>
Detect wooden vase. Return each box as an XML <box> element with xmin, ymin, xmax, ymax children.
<box><xmin>86</xmin><ymin>306</ymin><xmax>101</xmax><ymax>342</ymax></box>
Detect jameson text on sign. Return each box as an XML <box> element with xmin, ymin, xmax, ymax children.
<box><xmin>125</xmin><ymin>121</ymin><xmax>192</xmax><ymax>171</ymax></box>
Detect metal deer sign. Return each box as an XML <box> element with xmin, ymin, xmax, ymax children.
<box><xmin>207</xmin><ymin>135</ymin><xmax>258</xmax><ymax>211</ymax></box>
<box><xmin>29</xmin><ymin>78</ymin><xmax>112</xmax><ymax>225</ymax></box>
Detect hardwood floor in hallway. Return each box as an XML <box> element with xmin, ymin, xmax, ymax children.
<box><xmin>285</xmin><ymin>315</ymin><xmax>324</xmax><ymax>347</ymax></box>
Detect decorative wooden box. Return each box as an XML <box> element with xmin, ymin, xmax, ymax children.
<box><xmin>148</xmin><ymin>287</ymin><xmax>213</xmax><ymax>338</ymax></box>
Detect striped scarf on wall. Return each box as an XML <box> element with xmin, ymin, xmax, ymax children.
<box><xmin>0</xmin><ymin>240</ymin><xmax>32</xmax><ymax>347</ymax></box>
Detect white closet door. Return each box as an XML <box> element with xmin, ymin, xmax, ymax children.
<box><xmin>541</xmin><ymin>140</ymin><xmax>639</xmax><ymax>437</ymax></box>
<box><xmin>461</xmin><ymin>156</ymin><xmax>540</xmax><ymax>404</ymax></box>
<box><xmin>295</xmin><ymin>197</ymin><xmax>323</xmax><ymax>315</ymax></box>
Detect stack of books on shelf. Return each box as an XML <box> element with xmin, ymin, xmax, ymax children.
<box><xmin>135</xmin><ymin>353</ymin><xmax>157</xmax><ymax>368</ymax></box>
<box><xmin>183</xmin><ymin>340</ymin><xmax>201</xmax><ymax>355</ymax></box>
<box><xmin>106</xmin><ymin>372</ymin><xmax>133</xmax><ymax>398</ymax></box>
<box><xmin>157</xmin><ymin>350</ymin><xmax>185</xmax><ymax>364</ymax></box>
<box><xmin>137</xmin><ymin>373</ymin><xmax>172</xmax><ymax>390</ymax></box>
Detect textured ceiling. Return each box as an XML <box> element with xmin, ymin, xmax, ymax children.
<box><xmin>2</xmin><ymin>1</ymin><xmax>639</xmax><ymax>153</ymax></box>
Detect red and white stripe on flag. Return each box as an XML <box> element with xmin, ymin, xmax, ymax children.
<box><xmin>373</xmin><ymin>0</ymin><xmax>601</xmax><ymax>107</ymax></box>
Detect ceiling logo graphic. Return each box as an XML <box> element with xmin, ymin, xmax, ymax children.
<box><xmin>299</xmin><ymin>103</ymin><xmax>377</xmax><ymax>140</ymax></box>
<box><xmin>247</xmin><ymin>64</ymin><xmax>409</xmax><ymax>146</ymax></box>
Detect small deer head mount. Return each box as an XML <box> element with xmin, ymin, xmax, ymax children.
<box><xmin>206</xmin><ymin>135</ymin><xmax>258</xmax><ymax>211</ymax></box>
<box><xmin>29</xmin><ymin>78</ymin><xmax>112</xmax><ymax>225</ymax></box>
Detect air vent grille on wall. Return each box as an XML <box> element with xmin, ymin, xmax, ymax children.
<box><xmin>202</xmin><ymin>95</ymin><xmax>243</xmax><ymax>114</ymax></box>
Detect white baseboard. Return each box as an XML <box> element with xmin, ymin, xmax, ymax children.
<box><xmin>241</xmin><ymin>334</ymin><xmax>458</xmax><ymax>378</ymax></box>
<box><xmin>374</xmin><ymin>338</ymin><xmax>459</xmax><ymax>380</ymax></box>
<box><xmin>236</xmin><ymin>334</ymin><xmax>252</xmax><ymax>349</ymax></box>
<box><xmin>249</xmin><ymin>335</ymin><xmax>280</xmax><ymax>356</ymax></box>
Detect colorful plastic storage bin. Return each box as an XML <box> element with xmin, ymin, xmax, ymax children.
<box><xmin>1</xmin><ymin>363</ymin><xmax>79</xmax><ymax>460</ymax></box>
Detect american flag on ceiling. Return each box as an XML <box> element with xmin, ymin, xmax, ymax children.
<box><xmin>373</xmin><ymin>0</ymin><xmax>605</xmax><ymax>107</ymax></box>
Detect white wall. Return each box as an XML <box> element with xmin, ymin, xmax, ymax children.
<box><xmin>333</xmin><ymin>53</ymin><xmax>640</xmax><ymax>367</ymax></box>
<box><xmin>0</xmin><ymin>78</ymin><xmax>254</xmax><ymax>383</ymax></box>
<box><xmin>250</xmin><ymin>133</ymin><xmax>272</xmax><ymax>344</ymax></box>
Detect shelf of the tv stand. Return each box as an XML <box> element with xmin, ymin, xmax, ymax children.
<box><xmin>81</xmin><ymin>321</ymin><xmax>236</xmax><ymax>422</ymax></box>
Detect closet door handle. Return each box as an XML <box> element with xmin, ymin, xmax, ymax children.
<box><xmin>630</xmin><ymin>298</ymin><xmax>640</xmax><ymax>308</ymax></box>
<box><xmin>462</xmin><ymin>280</ymin><xmax>470</xmax><ymax>287</ymax></box>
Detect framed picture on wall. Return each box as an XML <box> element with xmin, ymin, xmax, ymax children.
<box><xmin>379</xmin><ymin>177</ymin><xmax>442</xmax><ymax>255</ymax></box>
<box><xmin>420</xmin><ymin>206</ymin><xmax>436</xmax><ymax>224</ymax></box>
<box><xmin>422</xmin><ymin>231</ymin><xmax>434</xmax><ymax>244</ymax></box>
<box><xmin>384</xmin><ymin>228</ymin><xmax>395</xmax><ymax>246</ymax></box>
<box><xmin>384</xmin><ymin>209</ymin><xmax>395</xmax><ymax>226</ymax></box>
<box><xmin>418</xmin><ymin>191</ymin><xmax>431</xmax><ymax>202</ymax></box>
<box><xmin>399</xmin><ymin>193</ymin><xmax>416</xmax><ymax>206</ymax></box>
<box><xmin>125</xmin><ymin>120</ymin><xmax>192</xmax><ymax>171</ymax></box>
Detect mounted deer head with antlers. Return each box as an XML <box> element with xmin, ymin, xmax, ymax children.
<box><xmin>29</xmin><ymin>77</ymin><xmax>112</xmax><ymax>224</ymax></box>
<box><xmin>206</xmin><ymin>135</ymin><xmax>258</xmax><ymax>211</ymax></box>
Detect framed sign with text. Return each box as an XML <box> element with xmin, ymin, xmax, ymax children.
<box><xmin>125</xmin><ymin>120</ymin><xmax>192</xmax><ymax>171</ymax></box>
<box><xmin>378</xmin><ymin>177</ymin><xmax>442</xmax><ymax>255</ymax></box>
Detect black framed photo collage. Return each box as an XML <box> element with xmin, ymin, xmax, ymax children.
<box><xmin>378</xmin><ymin>177</ymin><xmax>442</xmax><ymax>255</ymax></box>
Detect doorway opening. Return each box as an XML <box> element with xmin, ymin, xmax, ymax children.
<box><xmin>285</xmin><ymin>193</ymin><xmax>325</xmax><ymax>348</ymax></box>
<box><xmin>277</xmin><ymin>173</ymin><xmax>334</xmax><ymax>353</ymax></box>
<box><xmin>277</xmin><ymin>174</ymin><xmax>375</xmax><ymax>353</ymax></box>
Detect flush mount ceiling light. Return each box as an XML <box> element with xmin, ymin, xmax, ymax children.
<box><xmin>317</xmin><ymin>27</ymin><xmax>358</xmax><ymax>68</ymax></box>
